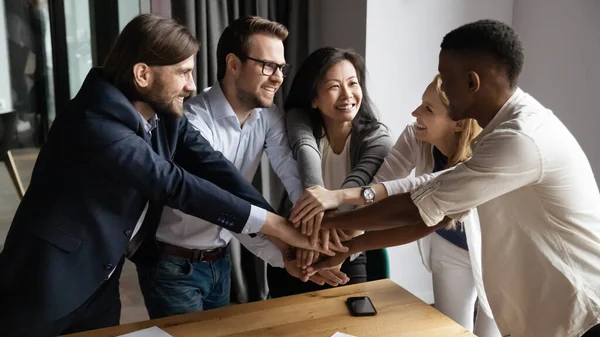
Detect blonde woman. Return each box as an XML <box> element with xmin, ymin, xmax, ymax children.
<box><xmin>291</xmin><ymin>75</ymin><xmax>501</xmax><ymax>337</ymax></box>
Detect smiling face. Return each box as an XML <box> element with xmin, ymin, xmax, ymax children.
<box><xmin>138</xmin><ymin>55</ymin><xmax>197</xmax><ymax>118</ymax></box>
<box><xmin>234</xmin><ymin>33</ymin><xmax>286</xmax><ymax>109</ymax></box>
<box><xmin>411</xmin><ymin>80</ymin><xmax>458</xmax><ymax>145</ymax></box>
<box><xmin>312</xmin><ymin>60</ymin><xmax>362</xmax><ymax>127</ymax></box>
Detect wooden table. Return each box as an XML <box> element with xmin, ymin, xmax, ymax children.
<box><xmin>64</xmin><ymin>279</ymin><xmax>474</xmax><ymax>337</ymax></box>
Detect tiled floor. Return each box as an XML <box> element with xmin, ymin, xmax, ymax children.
<box><xmin>0</xmin><ymin>152</ymin><xmax>149</xmax><ymax>325</ymax></box>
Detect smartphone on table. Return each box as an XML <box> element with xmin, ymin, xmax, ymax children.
<box><xmin>346</xmin><ymin>296</ymin><xmax>377</xmax><ymax>316</ymax></box>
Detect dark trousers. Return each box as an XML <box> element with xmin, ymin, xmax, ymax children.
<box><xmin>2</xmin><ymin>258</ymin><xmax>124</xmax><ymax>337</ymax></box>
<box><xmin>267</xmin><ymin>253</ymin><xmax>367</xmax><ymax>298</ymax></box>
<box><xmin>583</xmin><ymin>324</ymin><xmax>600</xmax><ymax>337</ymax></box>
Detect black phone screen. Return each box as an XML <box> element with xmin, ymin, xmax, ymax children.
<box><xmin>346</xmin><ymin>296</ymin><xmax>377</xmax><ymax>316</ymax></box>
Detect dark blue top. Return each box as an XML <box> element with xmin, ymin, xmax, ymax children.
<box><xmin>432</xmin><ymin>146</ymin><xmax>469</xmax><ymax>251</ymax></box>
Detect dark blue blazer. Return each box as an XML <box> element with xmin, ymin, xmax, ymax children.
<box><xmin>0</xmin><ymin>68</ymin><xmax>273</xmax><ymax>324</ymax></box>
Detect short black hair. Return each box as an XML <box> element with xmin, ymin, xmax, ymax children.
<box><xmin>441</xmin><ymin>19</ymin><xmax>524</xmax><ymax>87</ymax></box>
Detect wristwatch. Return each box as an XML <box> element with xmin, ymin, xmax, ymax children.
<box><xmin>361</xmin><ymin>186</ymin><xmax>376</xmax><ymax>204</ymax></box>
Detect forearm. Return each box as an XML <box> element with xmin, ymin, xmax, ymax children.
<box><xmin>297</xmin><ymin>145</ymin><xmax>325</xmax><ymax>189</ymax></box>
<box><xmin>341</xmin><ymin>126</ymin><xmax>394</xmax><ymax>188</ymax></box>
<box><xmin>344</xmin><ymin>221</ymin><xmax>446</xmax><ymax>253</ymax></box>
<box><xmin>286</xmin><ymin>108</ymin><xmax>325</xmax><ymax>189</ymax></box>
<box><xmin>336</xmin><ymin>183</ymin><xmax>389</xmax><ymax>206</ymax></box>
<box><xmin>382</xmin><ymin>170</ymin><xmax>447</xmax><ymax>197</ymax></box>
<box><xmin>323</xmin><ymin>192</ymin><xmax>422</xmax><ymax>231</ymax></box>
<box><xmin>268</xmin><ymin>236</ymin><xmax>291</xmax><ymax>255</ymax></box>
<box><xmin>260</xmin><ymin>212</ymin><xmax>288</xmax><ymax>237</ymax></box>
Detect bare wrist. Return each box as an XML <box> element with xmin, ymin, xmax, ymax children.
<box><xmin>261</xmin><ymin>212</ymin><xmax>284</xmax><ymax>238</ymax></box>
<box><xmin>334</xmin><ymin>189</ymin><xmax>345</xmax><ymax>206</ymax></box>
<box><xmin>345</xmin><ymin>237</ymin><xmax>361</xmax><ymax>255</ymax></box>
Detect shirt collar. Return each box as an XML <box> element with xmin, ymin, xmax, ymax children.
<box><xmin>207</xmin><ymin>81</ymin><xmax>262</xmax><ymax>126</ymax></box>
<box><xmin>472</xmin><ymin>87</ymin><xmax>525</xmax><ymax>145</ymax></box>
<box><xmin>137</xmin><ymin>112</ymin><xmax>159</xmax><ymax>134</ymax></box>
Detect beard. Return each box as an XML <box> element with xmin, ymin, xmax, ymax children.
<box><xmin>141</xmin><ymin>79</ymin><xmax>189</xmax><ymax>118</ymax></box>
<box><xmin>235</xmin><ymin>81</ymin><xmax>272</xmax><ymax>110</ymax></box>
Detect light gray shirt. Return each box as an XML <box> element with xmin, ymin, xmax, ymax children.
<box><xmin>156</xmin><ymin>82</ymin><xmax>303</xmax><ymax>267</ymax></box>
<box><xmin>285</xmin><ymin>107</ymin><xmax>393</xmax><ymax>189</ymax></box>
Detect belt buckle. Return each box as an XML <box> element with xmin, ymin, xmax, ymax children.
<box><xmin>192</xmin><ymin>249</ymin><xmax>205</xmax><ymax>262</ymax></box>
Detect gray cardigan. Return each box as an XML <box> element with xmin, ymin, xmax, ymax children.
<box><xmin>285</xmin><ymin>108</ymin><xmax>394</xmax><ymax>190</ymax></box>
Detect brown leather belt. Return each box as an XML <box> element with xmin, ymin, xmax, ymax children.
<box><xmin>158</xmin><ymin>242</ymin><xmax>227</xmax><ymax>263</ymax></box>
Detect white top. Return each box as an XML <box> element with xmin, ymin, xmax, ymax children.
<box><xmin>320</xmin><ymin>135</ymin><xmax>352</xmax><ymax>191</ymax></box>
<box><xmin>373</xmin><ymin>124</ymin><xmax>493</xmax><ymax>318</ymax></box>
<box><xmin>155</xmin><ymin>82</ymin><xmax>304</xmax><ymax>268</ymax></box>
<box><xmin>411</xmin><ymin>88</ymin><xmax>600</xmax><ymax>337</ymax></box>
<box><xmin>321</xmin><ymin>135</ymin><xmax>362</xmax><ymax>261</ymax></box>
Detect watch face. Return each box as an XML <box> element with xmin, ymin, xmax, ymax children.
<box><xmin>364</xmin><ymin>189</ymin><xmax>375</xmax><ymax>199</ymax></box>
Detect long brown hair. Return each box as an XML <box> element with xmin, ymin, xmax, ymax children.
<box><xmin>103</xmin><ymin>14</ymin><xmax>199</xmax><ymax>101</ymax></box>
<box><xmin>432</xmin><ymin>74</ymin><xmax>482</xmax><ymax>166</ymax></box>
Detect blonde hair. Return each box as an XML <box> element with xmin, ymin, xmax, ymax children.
<box><xmin>432</xmin><ymin>74</ymin><xmax>482</xmax><ymax>166</ymax></box>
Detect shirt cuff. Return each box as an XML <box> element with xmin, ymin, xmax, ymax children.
<box><xmin>349</xmin><ymin>252</ymin><xmax>362</xmax><ymax>262</ymax></box>
<box><xmin>289</xmin><ymin>188</ymin><xmax>303</xmax><ymax>205</ymax></box>
<box><xmin>241</xmin><ymin>205</ymin><xmax>267</xmax><ymax>234</ymax></box>
<box><xmin>411</xmin><ymin>180</ymin><xmax>471</xmax><ymax>227</ymax></box>
<box><xmin>267</xmin><ymin>251</ymin><xmax>285</xmax><ymax>268</ymax></box>
<box><xmin>381</xmin><ymin>181</ymin><xmax>397</xmax><ymax>196</ymax></box>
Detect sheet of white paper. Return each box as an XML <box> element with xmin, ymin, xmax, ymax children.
<box><xmin>117</xmin><ymin>326</ymin><xmax>173</xmax><ymax>337</ymax></box>
<box><xmin>331</xmin><ymin>332</ymin><xmax>357</xmax><ymax>337</ymax></box>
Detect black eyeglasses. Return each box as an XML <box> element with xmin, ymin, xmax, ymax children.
<box><xmin>245</xmin><ymin>56</ymin><xmax>292</xmax><ymax>77</ymax></box>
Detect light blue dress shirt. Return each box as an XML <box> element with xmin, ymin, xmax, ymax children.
<box><xmin>156</xmin><ymin>82</ymin><xmax>303</xmax><ymax>267</ymax></box>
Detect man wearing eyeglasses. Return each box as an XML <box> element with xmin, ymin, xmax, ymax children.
<box><xmin>134</xmin><ymin>16</ymin><xmax>347</xmax><ymax>319</ymax></box>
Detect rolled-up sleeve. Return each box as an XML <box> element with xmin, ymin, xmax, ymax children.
<box><xmin>411</xmin><ymin>130</ymin><xmax>543</xmax><ymax>227</ymax></box>
<box><xmin>382</xmin><ymin>169</ymin><xmax>447</xmax><ymax>196</ymax></box>
<box><xmin>373</xmin><ymin>125</ymin><xmax>418</xmax><ymax>183</ymax></box>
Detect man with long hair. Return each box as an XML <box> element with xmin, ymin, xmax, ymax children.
<box><xmin>0</xmin><ymin>14</ymin><xmax>321</xmax><ymax>336</ymax></box>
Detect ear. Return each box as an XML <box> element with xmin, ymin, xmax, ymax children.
<box><xmin>467</xmin><ymin>71</ymin><xmax>481</xmax><ymax>93</ymax></box>
<box><xmin>133</xmin><ymin>63</ymin><xmax>152</xmax><ymax>88</ymax></box>
<box><xmin>454</xmin><ymin>120</ymin><xmax>465</xmax><ymax>133</ymax></box>
<box><xmin>311</xmin><ymin>97</ymin><xmax>318</xmax><ymax>109</ymax></box>
<box><xmin>226</xmin><ymin>53</ymin><xmax>242</xmax><ymax>76</ymax></box>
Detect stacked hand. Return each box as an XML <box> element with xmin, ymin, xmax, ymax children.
<box><xmin>294</xmin><ymin>228</ymin><xmax>361</xmax><ymax>268</ymax></box>
<box><xmin>284</xmin><ymin>256</ymin><xmax>349</xmax><ymax>286</ymax></box>
<box><xmin>290</xmin><ymin>186</ymin><xmax>342</xmax><ymax>247</ymax></box>
<box><xmin>281</xmin><ymin>186</ymin><xmax>366</xmax><ymax>286</ymax></box>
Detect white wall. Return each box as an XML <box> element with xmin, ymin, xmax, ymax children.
<box><xmin>512</xmin><ymin>0</ymin><xmax>600</xmax><ymax>180</ymax></box>
<box><xmin>0</xmin><ymin>0</ymin><xmax>13</xmax><ymax>114</ymax></box>
<box><xmin>365</xmin><ymin>0</ymin><xmax>514</xmax><ymax>303</ymax></box>
<box><xmin>118</xmin><ymin>0</ymin><xmax>142</xmax><ymax>31</ymax></box>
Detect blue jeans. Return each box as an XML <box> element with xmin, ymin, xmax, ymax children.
<box><xmin>136</xmin><ymin>252</ymin><xmax>231</xmax><ymax>319</ymax></box>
